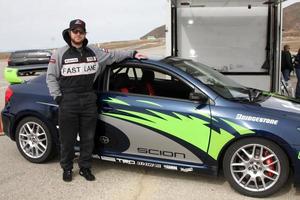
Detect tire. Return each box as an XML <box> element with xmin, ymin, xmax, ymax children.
<box><xmin>223</xmin><ymin>137</ymin><xmax>289</xmax><ymax>198</ymax></box>
<box><xmin>15</xmin><ymin>117</ymin><xmax>55</xmax><ymax>163</ymax></box>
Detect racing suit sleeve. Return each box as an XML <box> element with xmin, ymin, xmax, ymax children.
<box><xmin>46</xmin><ymin>51</ymin><xmax>62</xmax><ymax>101</ymax></box>
<box><xmin>91</xmin><ymin>47</ymin><xmax>136</xmax><ymax>80</ymax></box>
<box><xmin>97</xmin><ymin>48</ymin><xmax>135</xmax><ymax>66</ymax></box>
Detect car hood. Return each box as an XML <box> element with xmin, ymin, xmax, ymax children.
<box><xmin>256</xmin><ymin>93</ymin><xmax>300</xmax><ymax>115</ymax></box>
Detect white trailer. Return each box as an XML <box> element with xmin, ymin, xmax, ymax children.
<box><xmin>166</xmin><ymin>0</ymin><xmax>283</xmax><ymax>92</ymax></box>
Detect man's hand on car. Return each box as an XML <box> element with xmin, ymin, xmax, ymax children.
<box><xmin>134</xmin><ymin>52</ymin><xmax>147</xmax><ymax>60</ymax></box>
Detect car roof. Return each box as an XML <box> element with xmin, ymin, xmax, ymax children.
<box><xmin>12</xmin><ymin>49</ymin><xmax>51</xmax><ymax>54</ymax></box>
<box><xmin>117</xmin><ymin>57</ymin><xmax>192</xmax><ymax>69</ymax></box>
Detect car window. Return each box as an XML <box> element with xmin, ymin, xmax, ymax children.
<box><xmin>109</xmin><ymin>66</ymin><xmax>194</xmax><ymax>100</ymax></box>
<box><xmin>165</xmin><ymin>59</ymin><xmax>252</xmax><ymax>100</ymax></box>
<box><xmin>126</xmin><ymin>68</ymin><xmax>172</xmax><ymax>81</ymax></box>
<box><xmin>12</xmin><ymin>52</ymin><xmax>27</xmax><ymax>58</ymax></box>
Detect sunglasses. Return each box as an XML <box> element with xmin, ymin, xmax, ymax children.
<box><xmin>71</xmin><ymin>29</ymin><xmax>85</xmax><ymax>35</ymax></box>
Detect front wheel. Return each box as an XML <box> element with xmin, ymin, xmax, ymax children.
<box><xmin>15</xmin><ymin>117</ymin><xmax>55</xmax><ymax>163</ymax></box>
<box><xmin>223</xmin><ymin>138</ymin><xmax>289</xmax><ymax>198</ymax></box>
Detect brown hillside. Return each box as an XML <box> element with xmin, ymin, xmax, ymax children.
<box><xmin>283</xmin><ymin>2</ymin><xmax>300</xmax><ymax>36</ymax></box>
<box><xmin>140</xmin><ymin>25</ymin><xmax>166</xmax><ymax>39</ymax></box>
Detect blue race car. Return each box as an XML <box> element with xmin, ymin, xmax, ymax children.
<box><xmin>2</xmin><ymin>57</ymin><xmax>300</xmax><ymax>197</ymax></box>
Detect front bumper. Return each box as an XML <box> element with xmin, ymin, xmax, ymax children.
<box><xmin>1</xmin><ymin>110</ymin><xmax>16</xmax><ymax>140</ymax></box>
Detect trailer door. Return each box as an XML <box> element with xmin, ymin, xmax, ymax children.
<box><xmin>167</xmin><ymin>0</ymin><xmax>282</xmax><ymax>92</ymax></box>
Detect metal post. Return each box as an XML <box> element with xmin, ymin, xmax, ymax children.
<box><xmin>273</xmin><ymin>0</ymin><xmax>283</xmax><ymax>93</ymax></box>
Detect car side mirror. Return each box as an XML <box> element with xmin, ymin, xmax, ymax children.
<box><xmin>189</xmin><ymin>92</ymin><xmax>208</xmax><ymax>103</ymax></box>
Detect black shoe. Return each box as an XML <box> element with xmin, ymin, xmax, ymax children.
<box><xmin>63</xmin><ymin>170</ymin><xmax>72</xmax><ymax>182</ymax></box>
<box><xmin>79</xmin><ymin>168</ymin><xmax>95</xmax><ymax>181</ymax></box>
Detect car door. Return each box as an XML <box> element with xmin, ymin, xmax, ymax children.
<box><xmin>97</xmin><ymin>64</ymin><xmax>214</xmax><ymax>167</ymax></box>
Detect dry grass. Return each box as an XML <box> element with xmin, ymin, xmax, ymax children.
<box><xmin>0</xmin><ymin>52</ymin><xmax>10</xmax><ymax>60</ymax></box>
<box><xmin>95</xmin><ymin>38</ymin><xmax>165</xmax><ymax>50</ymax></box>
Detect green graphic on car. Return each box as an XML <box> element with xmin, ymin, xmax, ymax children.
<box><xmin>103</xmin><ymin>98</ymin><xmax>255</xmax><ymax>160</ymax></box>
<box><xmin>103</xmin><ymin>97</ymin><xmax>130</xmax><ymax>106</ymax></box>
<box><xmin>4</xmin><ymin>67</ymin><xmax>23</xmax><ymax>84</ymax></box>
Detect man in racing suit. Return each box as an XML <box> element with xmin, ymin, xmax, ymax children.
<box><xmin>46</xmin><ymin>19</ymin><xmax>146</xmax><ymax>182</ymax></box>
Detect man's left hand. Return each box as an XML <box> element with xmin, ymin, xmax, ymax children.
<box><xmin>134</xmin><ymin>52</ymin><xmax>147</xmax><ymax>60</ymax></box>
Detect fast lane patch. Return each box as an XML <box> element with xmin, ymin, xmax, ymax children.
<box><xmin>61</xmin><ymin>62</ymin><xmax>99</xmax><ymax>76</ymax></box>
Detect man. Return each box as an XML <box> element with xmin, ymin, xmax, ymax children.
<box><xmin>281</xmin><ymin>44</ymin><xmax>293</xmax><ymax>82</ymax></box>
<box><xmin>46</xmin><ymin>19</ymin><xmax>146</xmax><ymax>182</ymax></box>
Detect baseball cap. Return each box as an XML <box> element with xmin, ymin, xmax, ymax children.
<box><xmin>69</xmin><ymin>19</ymin><xmax>86</xmax><ymax>32</ymax></box>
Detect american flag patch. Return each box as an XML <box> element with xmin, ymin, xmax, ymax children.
<box><xmin>49</xmin><ymin>58</ymin><xmax>56</xmax><ymax>64</ymax></box>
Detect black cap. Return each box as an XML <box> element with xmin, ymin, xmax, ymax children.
<box><xmin>69</xmin><ymin>19</ymin><xmax>86</xmax><ymax>32</ymax></box>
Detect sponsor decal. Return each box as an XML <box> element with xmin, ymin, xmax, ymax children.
<box><xmin>61</xmin><ymin>62</ymin><xmax>99</xmax><ymax>76</ymax></box>
<box><xmin>100</xmin><ymin>156</ymin><xmax>116</xmax><ymax>162</ymax></box>
<box><xmin>180</xmin><ymin>167</ymin><xmax>193</xmax><ymax>172</ymax></box>
<box><xmin>86</xmin><ymin>56</ymin><xmax>97</xmax><ymax>62</ymax></box>
<box><xmin>49</xmin><ymin>58</ymin><xmax>56</xmax><ymax>64</ymax></box>
<box><xmin>64</xmin><ymin>58</ymin><xmax>79</xmax><ymax>64</ymax></box>
<box><xmin>100</xmin><ymin>157</ymin><xmax>188</xmax><ymax>172</ymax></box>
<box><xmin>116</xmin><ymin>158</ymin><xmax>135</xmax><ymax>165</ymax></box>
<box><xmin>136</xmin><ymin>161</ymin><xmax>162</xmax><ymax>168</ymax></box>
<box><xmin>236</xmin><ymin>114</ymin><xmax>278</xmax><ymax>125</ymax></box>
<box><xmin>137</xmin><ymin>147</ymin><xmax>186</xmax><ymax>159</ymax></box>
<box><xmin>99</xmin><ymin>136</ymin><xmax>110</xmax><ymax>144</ymax></box>
<box><xmin>163</xmin><ymin>165</ymin><xmax>178</xmax><ymax>170</ymax></box>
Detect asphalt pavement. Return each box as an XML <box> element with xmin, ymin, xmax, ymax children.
<box><xmin>0</xmin><ymin>57</ymin><xmax>300</xmax><ymax>200</ymax></box>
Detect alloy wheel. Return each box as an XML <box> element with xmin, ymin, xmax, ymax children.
<box><xmin>18</xmin><ymin>122</ymin><xmax>48</xmax><ymax>159</ymax></box>
<box><xmin>230</xmin><ymin>144</ymin><xmax>280</xmax><ymax>192</ymax></box>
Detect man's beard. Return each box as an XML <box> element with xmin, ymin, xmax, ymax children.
<box><xmin>71</xmin><ymin>38</ymin><xmax>84</xmax><ymax>46</ymax></box>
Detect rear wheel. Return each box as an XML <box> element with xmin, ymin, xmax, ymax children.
<box><xmin>223</xmin><ymin>138</ymin><xmax>289</xmax><ymax>197</ymax></box>
<box><xmin>15</xmin><ymin>117</ymin><xmax>55</xmax><ymax>163</ymax></box>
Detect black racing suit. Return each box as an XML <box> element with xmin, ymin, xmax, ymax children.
<box><xmin>46</xmin><ymin>31</ymin><xmax>135</xmax><ymax>170</ymax></box>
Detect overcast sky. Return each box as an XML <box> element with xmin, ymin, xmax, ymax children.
<box><xmin>0</xmin><ymin>0</ymin><xmax>167</xmax><ymax>52</ymax></box>
<box><xmin>0</xmin><ymin>0</ymin><xmax>299</xmax><ymax>52</ymax></box>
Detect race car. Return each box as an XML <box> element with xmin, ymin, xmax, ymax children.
<box><xmin>2</xmin><ymin>57</ymin><xmax>300</xmax><ymax>197</ymax></box>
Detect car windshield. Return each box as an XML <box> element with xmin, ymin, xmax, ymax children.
<box><xmin>168</xmin><ymin>59</ymin><xmax>254</xmax><ymax>100</ymax></box>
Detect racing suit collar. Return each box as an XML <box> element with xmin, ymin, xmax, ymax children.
<box><xmin>62</xmin><ymin>28</ymin><xmax>88</xmax><ymax>47</ymax></box>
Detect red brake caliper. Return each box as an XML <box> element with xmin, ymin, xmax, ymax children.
<box><xmin>264</xmin><ymin>150</ymin><xmax>275</xmax><ymax>177</ymax></box>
